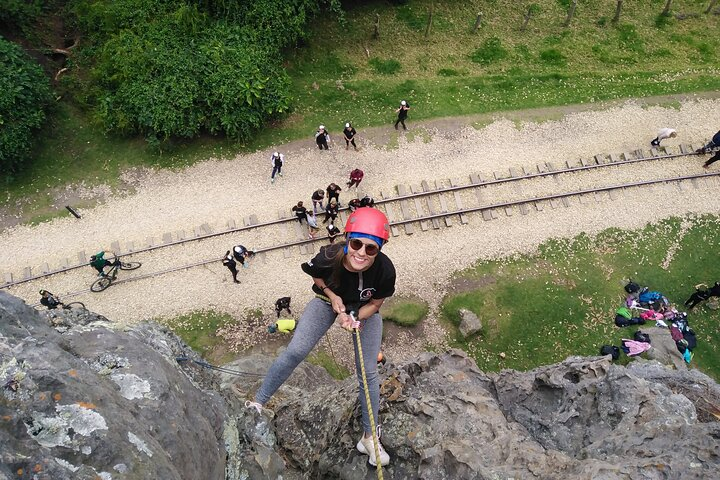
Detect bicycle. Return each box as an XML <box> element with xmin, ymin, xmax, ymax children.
<box><xmin>91</xmin><ymin>254</ymin><xmax>141</xmax><ymax>292</ymax></box>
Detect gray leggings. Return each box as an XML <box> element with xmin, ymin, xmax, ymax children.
<box><xmin>255</xmin><ymin>297</ymin><xmax>382</xmax><ymax>435</ymax></box>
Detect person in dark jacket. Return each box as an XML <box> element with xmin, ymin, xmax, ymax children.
<box><xmin>394</xmin><ymin>100</ymin><xmax>410</xmax><ymax>130</ymax></box>
<box><xmin>292</xmin><ymin>201</ymin><xmax>308</xmax><ymax>224</ymax></box>
<box><xmin>40</xmin><ymin>290</ymin><xmax>62</xmax><ymax>309</ymax></box>
<box><xmin>343</xmin><ymin>123</ymin><xmax>358</xmax><ymax>150</ymax></box>
<box><xmin>275</xmin><ymin>296</ymin><xmax>292</xmax><ymax>318</ymax></box>
<box><xmin>323</xmin><ymin>198</ymin><xmax>339</xmax><ymax>224</ymax></box>
<box><xmin>348</xmin><ymin>198</ymin><xmax>362</xmax><ymax>212</ymax></box>
<box><xmin>327</xmin><ymin>222</ymin><xmax>341</xmax><ymax>243</ymax></box>
<box><xmin>222</xmin><ymin>250</ymin><xmax>240</xmax><ymax>283</ymax></box>
<box><xmin>684</xmin><ymin>282</ymin><xmax>720</xmax><ymax>309</ymax></box>
<box><xmin>326</xmin><ymin>182</ymin><xmax>342</xmax><ymax>206</ymax></box>
<box><xmin>270</xmin><ymin>152</ymin><xmax>284</xmax><ymax>183</ymax></box>
<box><xmin>312</xmin><ymin>189</ymin><xmax>326</xmax><ymax>213</ymax></box>
<box><xmin>696</xmin><ymin>129</ymin><xmax>720</xmax><ymax>168</ymax></box>
<box><xmin>315</xmin><ymin>125</ymin><xmax>330</xmax><ymax>150</ymax></box>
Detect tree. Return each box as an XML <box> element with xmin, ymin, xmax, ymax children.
<box><xmin>521</xmin><ymin>4</ymin><xmax>541</xmax><ymax>32</ymax></box>
<box><xmin>662</xmin><ymin>0</ymin><xmax>673</xmax><ymax>16</ymax></box>
<box><xmin>612</xmin><ymin>0</ymin><xmax>623</xmax><ymax>24</ymax></box>
<box><xmin>563</xmin><ymin>0</ymin><xmax>578</xmax><ymax>27</ymax></box>
<box><xmin>0</xmin><ymin>37</ymin><xmax>52</xmax><ymax>174</ymax></box>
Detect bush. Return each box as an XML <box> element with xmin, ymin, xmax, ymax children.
<box><xmin>383</xmin><ymin>300</ymin><xmax>428</xmax><ymax>327</ymax></box>
<box><xmin>539</xmin><ymin>48</ymin><xmax>567</xmax><ymax>66</ymax></box>
<box><xmin>0</xmin><ymin>0</ymin><xmax>43</xmax><ymax>34</ymax></box>
<box><xmin>368</xmin><ymin>57</ymin><xmax>402</xmax><ymax>75</ymax></box>
<box><xmin>471</xmin><ymin>37</ymin><xmax>508</xmax><ymax>65</ymax></box>
<box><xmin>0</xmin><ymin>37</ymin><xmax>52</xmax><ymax>175</ymax></box>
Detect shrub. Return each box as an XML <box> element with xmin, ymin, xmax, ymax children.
<box><xmin>471</xmin><ymin>37</ymin><xmax>508</xmax><ymax>65</ymax></box>
<box><xmin>384</xmin><ymin>300</ymin><xmax>428</xmax><ymax>327</ymax></box>
<box><xmin>0</xmin><ymin>37</ymin><xmax>52</xmax><ymax>175</ymax></box>
<box><xmin>539</xmin><ymin>48</ymin><xmax>567</xmax><ymax>66</ymax></box>
<box><xmin>369</xmin><ymin>57</ymin><xmax>402</xmax><ymax>75</ymax></box>
<box><xmin>0</xmin><ymin>0</ymin><xmax>43</xmax><ymax>34</ymax></box>
<box><xmin>437</xmin><ymin>68</ymin><xmax>460</xmax><ymax>76</ymax></box>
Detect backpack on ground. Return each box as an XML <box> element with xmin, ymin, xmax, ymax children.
<box><xmin>624</xmin><ymin>280</ymin><xmax>641</xmax><ymax>294</ymax></box>
<box><xmin>600</xmin><ymin>345</ymin><xmax>621</xmax><ymax>361</ymax></box>
<box><xmin>633</xmin><ymin>331</ymin><xmax>651</xmax><ymax>344</ymax></box>
<box><xmin>639</xmin><ymin>291</ymin><xmax>664</xmax><ymax>305</ymax></box>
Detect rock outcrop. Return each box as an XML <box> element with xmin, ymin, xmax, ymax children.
<box><xmin>3</xmin><ymin>291</ymin><xmax>720</xmax><ymax>480</ymax></box>
<box><xmin>0</xmin><ymin>292</ymin><xmax>226</xmax><ymax>480</ymax></box>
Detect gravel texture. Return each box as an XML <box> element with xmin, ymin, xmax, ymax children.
<box><xmin>3</xmin><ymin>99</ymin><xmax>720</xmax><ymax>364</ymax></box>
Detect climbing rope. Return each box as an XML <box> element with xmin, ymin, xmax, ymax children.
<box><xmin>352</xmin><ymin>313</ymin><xmax>384</xmax><ymax>480</ymax></box>
<box><xmin>175</xmin><ymin>356</ymin><xmax>265</xmax><ymax>377</ymax></box>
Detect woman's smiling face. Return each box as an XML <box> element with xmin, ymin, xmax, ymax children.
<box><xmin>343</xmin><ymin>238</ymin><xmax>380</xmax><ymax>272</ymax></box>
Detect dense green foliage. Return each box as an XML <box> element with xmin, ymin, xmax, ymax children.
<box><xmin>69</xmin><ymin>0</ymin><xmax>339</xmax><ymax>141</ymax></box>
<box><xmin>0</xmin><ymin>37</ymin><xmax>52</xmax><ymax>175</ymax></box>
<box><xmin>441</xmin><ymin>216</ymin><xmax>720</xmax><ymax>380</ymax></box>
<box><xmin>0</xmin><ymin>0</ymin><xmax>44</xmax><ymax>34</ymax></box>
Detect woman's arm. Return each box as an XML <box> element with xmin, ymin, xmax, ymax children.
<box><xmin>357</xmin><ymin>298</ymin><xmax>385</xmax><ymax>321</ymax></box>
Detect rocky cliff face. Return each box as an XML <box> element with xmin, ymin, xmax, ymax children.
<box><xmin>0</xmin><ymin>292</ymin><xmax>226</xmax><ymax>480</ymax></box>
<box><xmin>2</xmin><ymin>291</ymin><xmax>719</xmax><ymax>480</ymax></box>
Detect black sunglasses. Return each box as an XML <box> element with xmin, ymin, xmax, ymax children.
<box><xmin>348</xmin><ymin>238</ymin><xmax>379</xmax><ymax>256</ymax></box>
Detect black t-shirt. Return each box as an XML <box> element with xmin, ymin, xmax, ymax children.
<box><xmin>312</xmin><ymin>190</ymin><xmax>325</xmax><ymax>201</ymax></box>
<box><xmin>301</xmin><ymin>243</ymin><xmax>396</xmax><ymax>308</ymax></box>
<box><xmin>398</xmin><ymin>104</ymin><xmax>410</xmax><ymax>119</ymax></box>
<box><xmin>293</xmin><ymin>205</ymin><xmax>307</xmax><ymax>216</ymax></box>
<box><xmin>344</xmin><ymin>127</ymin><xmax>356</xmax><ymax>139</ymax></box>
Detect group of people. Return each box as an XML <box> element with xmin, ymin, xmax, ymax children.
<box><xmin>610</xmin><ymin>280</ymin><xmax>704</xmax><ymax>364</ymax></box>
<box><xmin>310</xmin><ymin>100</ymin><xmax>412</xmax><ymax>152</ymax></box>
<box><xmin>650</xmin><ymin>127</ymin><xmax>720</xmax><ymax>169</ymax></box>
<box><xmin>290</xmin><ymin>173</ymin><xmax>375</xmax><ymax>242</ymax></box>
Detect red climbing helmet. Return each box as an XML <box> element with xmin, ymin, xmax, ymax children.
<box><xmin>344</xmin><ymin>207</ymin><xmax>390</xmax><ymax>241</ymax></box>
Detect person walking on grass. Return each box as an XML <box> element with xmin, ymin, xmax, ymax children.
<box><xmin>270</xmin><ymin>151</ymin><xmax>284</xmax><ymax>183</ymax></box>
<box><xmin>315</xmin><ymin>125</ymin><xmax>330</xmax><ymax>150</ymax></box>
<box><xmin>394</xmin><ymin>100</ymin><xmax>410</xmax><ymax>130</ymax></box>
<box><xmin>347</xmin><ymin>168</ymin><xmax>364</xmax><ymax>189</ymax></box>
<box><xmin>245</xmin><ymin>208</ymin><xmax>395</xmax><ymax>467</ymax></box>
<box><xmin>292</xmin><ymin>201</ymin><xmax>308</xmax><ymax>224</ymax></box>
<box><xmin>222</xmin><ymin>250</ymin><xmax>240</xmax><ymax>283</ymax></box>
<box><xmin>344</xmin><ymin>123</ymin><xmax>358</xmax><ymax>150</ymax></box>
<box><xmin>650</xmin><ymin>128</ymin><xmax>677</xmax><ymax>147</ymax></box>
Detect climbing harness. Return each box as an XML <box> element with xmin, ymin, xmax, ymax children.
<box><xmin>175</xmin><ymin>356</ymin><xmax>265</xmax><ymax>377</ymax></box>
<box><xmin>352</xmin><ymin>312</ymin><xmax>384</xmax><ymax>480</ymax></box>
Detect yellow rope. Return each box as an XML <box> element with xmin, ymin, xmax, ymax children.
<box><xmin>353</xmin><ymin>314</ymin><xmax>384</xmax><ymax>480</ymax></box>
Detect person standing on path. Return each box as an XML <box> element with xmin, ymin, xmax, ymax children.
<box><xmin>292</xmin><ymin>201</ymin><xmax>308</xmax><ymax>224</ymax></box>
<box><xmin>650</xmin><ymin>128</ymin><xmax>677</xmax><ymax>146</ymax></box>
<box><xmin>245</xmin><ymin>208</ymin><xmax>395</xmax><ymax>467</ymax></box>
<box><xmin>343</xmin><ymin>123</ymin><xmax>358</xmax><ymax>150</ymax></box>
<box><xmin>222</xmin><ymin>250</ymin><xmax>240</xmax><ymax>283</ymax></box>
<box><xmin>315</xmin><ymin>125</ymin><xmax>330</xmax><ymax>150</ymax></box>
<box><xmin>347</xmin><ymin>168</ymin><xmax>364</xmax><ymax>189</ymax></box>
<box><xmin>311</xmin><ymin>189</ymin><xmax>326</xmax><ymax>213</ymax></box>
<box><xmin>394</xmin><ymin>100</ymin><xmax>410</xmax><ymax>130</ymax></box>
<box><xmin>323</xmin><ymin>198</ymin><xmax>339</xmax><ymax>224</ymax></box>
<box><xmin>326</xmin><ymin>182</ymin><xmax>342</xmax><ymax>206</ymax></box>
<box><xmin>270</xmin><ymin>152</ymin><xmax>285</xmax><ymax>183</ymax></box>
<box><xmin>275</xmin><ymin>296</ymin><xmax>292</xmax><ymax>318</ymax></box>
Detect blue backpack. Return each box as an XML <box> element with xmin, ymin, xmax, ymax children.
<box><xmin>639</xmin><ymin>291</ymin><xmax>663</xmax><ymax>304</ymax></box>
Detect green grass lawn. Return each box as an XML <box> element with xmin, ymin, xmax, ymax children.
<box><xmin>4</xmin><ymin>0</ymin><xmax>720</xmax><ymax>223</ymax></box>
<box><xmin>440</xmin><ymin>215</ymin><xmax>720</xmax><ymax>379</ymax></box>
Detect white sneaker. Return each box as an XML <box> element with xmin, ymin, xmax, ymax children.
<box><xmin>245</xmin><ymin>400</ymin><xmax>263</xmax><ymax>414</ymax></box>
<box><xmin>357</xmin><ymin>428</ymin><xmax>390</xmax><ymax>466</ymax></box>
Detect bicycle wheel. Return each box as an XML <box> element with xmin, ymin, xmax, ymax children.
<box><xmin>64</xmin><ymin>301</ymin><xmax>87</xmax><ymax>311</ymax></box>
<box><xmin>91</xmin><ymin>276</ymin><xmax>112</xmax><ymax>292</ymax></box>
<box><xmin>120</xmin><ymin>261</ymin><xmax>141</xmax><ymax>270</ymax></box>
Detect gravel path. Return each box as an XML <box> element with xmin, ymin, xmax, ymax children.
<box><xmin>3</xmin><ymin>98</ymin><xmax>720</xmax><ymax>364</ymax></box>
